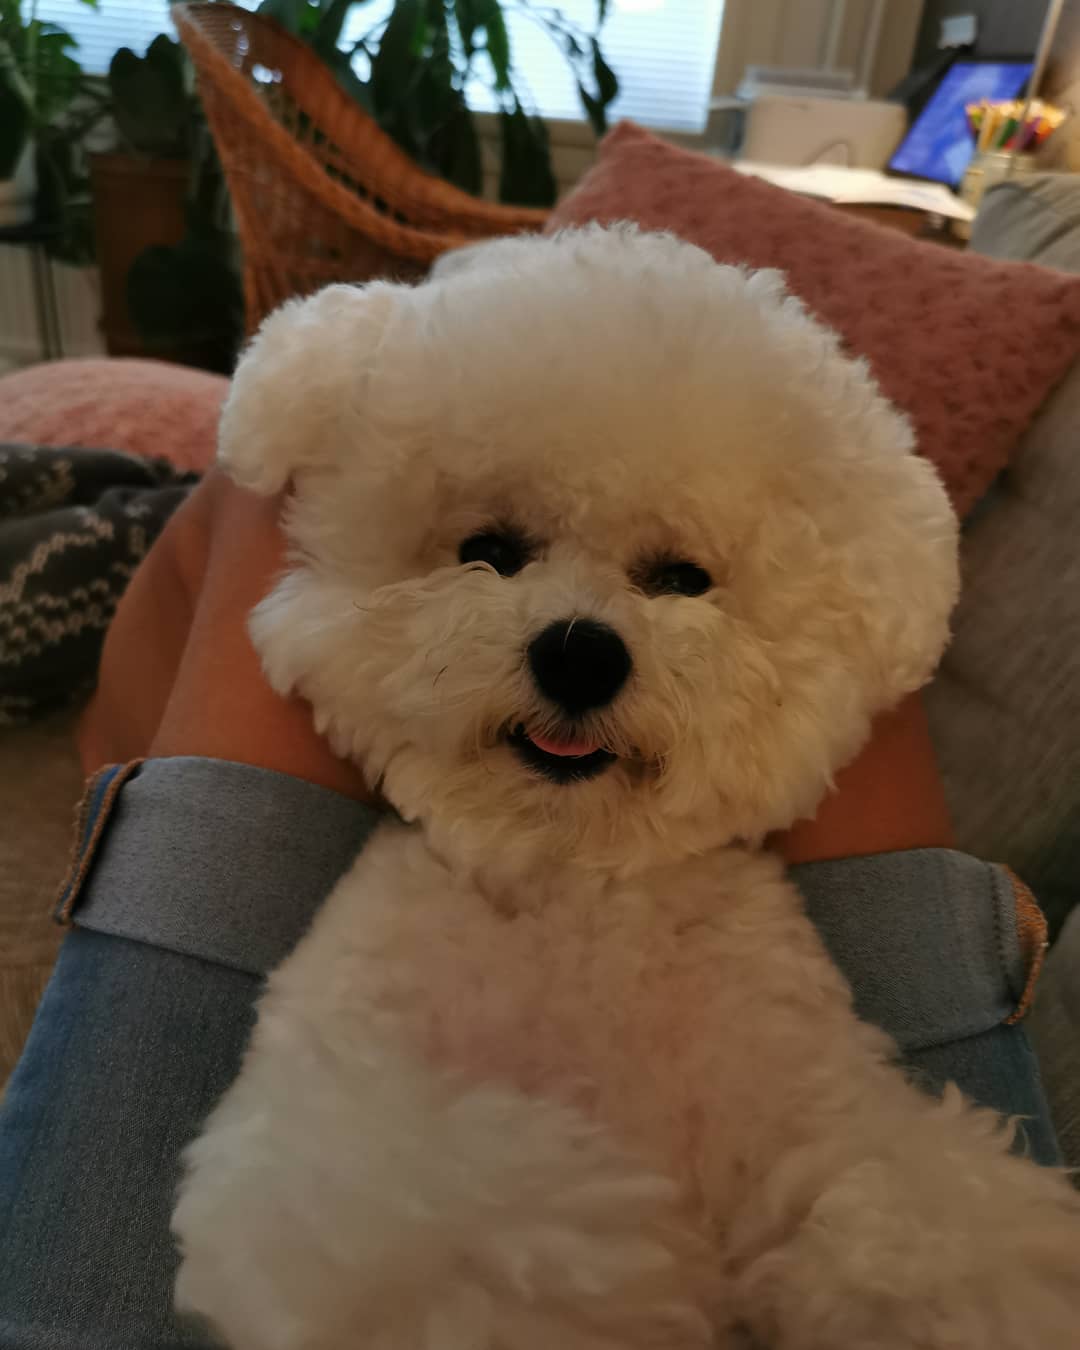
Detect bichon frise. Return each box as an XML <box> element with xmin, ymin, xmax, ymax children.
<box><xmin>173</xmin><ymin>227</ymin><xmax>1080</xmax><ymax>1350</ymax></box>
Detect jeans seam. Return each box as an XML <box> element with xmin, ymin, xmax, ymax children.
<box><xmin>54</xmin><ymin>761</ymin><xmax>145</xmax><ymax>924</ymax></box>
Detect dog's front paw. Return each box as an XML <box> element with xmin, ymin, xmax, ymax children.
<box><xmin>174</xmin><ymin>1022</ymin><xmax>718</xmax><ymax>1350</ymax></box>
<box><xmin>731</xmin><ymin>1149</ymin><xmax>1080</xmax><ymax>1350</ymax></box>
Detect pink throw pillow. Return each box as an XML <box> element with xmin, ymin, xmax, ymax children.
<box><xmin>548</xmin><ymin>123</ymin><xmax>1080</xmax><ymax>518</ymax></box>
<box><xmin>0</xmin><ymin>358</ymin><xmax>228</xmax><ymax>474</ymax></box>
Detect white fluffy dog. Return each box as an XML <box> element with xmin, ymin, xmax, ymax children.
<box><xmin>172</xmin><ymin>227</ymin><xmax>1080</xmax><ymax>1350</ymax></box>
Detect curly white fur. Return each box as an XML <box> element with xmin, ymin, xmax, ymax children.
<box><xmin>173</xmin><ymin>227</ymin><xmax>1080</xmax><ymax>1350</ymax></box>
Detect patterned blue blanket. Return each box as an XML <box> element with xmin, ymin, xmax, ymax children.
<box><xmin>0</xmin><ymin>444</ymin><xmax>197</xmax><ymax>724</ymax></box>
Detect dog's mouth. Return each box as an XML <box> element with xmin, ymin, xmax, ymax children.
<box><xmin>507</xmin><ymin>724</ymin><xmax>617</xmax><ymax>784</ymax></box>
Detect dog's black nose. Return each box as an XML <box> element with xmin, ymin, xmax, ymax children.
<box><xmin>527</xmin><ymin>618</ymin><xmax>631</xmax><ymax>715</ymax></box>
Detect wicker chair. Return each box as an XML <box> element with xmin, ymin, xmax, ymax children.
<box><xmin>173</xmin><ymin>3</ymin><xmax>549</xmax><ymax>332</ymax></box>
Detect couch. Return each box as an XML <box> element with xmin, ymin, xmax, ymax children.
<box><xmin>0</xmin><ymin>176</ymin><xmax>1077</xmax><ymax>1167</ymax></box>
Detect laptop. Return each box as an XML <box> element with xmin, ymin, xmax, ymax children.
<box><xmin>888</xmin><ymin>59</ymin><xmax>1035</xmax><ymax>190</ymax></box>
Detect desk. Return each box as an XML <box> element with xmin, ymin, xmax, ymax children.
<box><xmin>832</xmin><ymin>202</ymin><xmax>967</xmax><ymax>246</ymax></box>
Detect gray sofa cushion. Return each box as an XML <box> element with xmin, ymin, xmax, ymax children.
<box><xmin>926</xmin><ymin>175</ymin><xmax>1080</xmax><ymax>942</ymax></box>
<box><xmin>930</xmin><ymin>174</ymin><xmax>1080</xmax><ymax>1168</ymax></box>
<box><xmin>925</xmin><ymin>359</ymin><xmax>1080</xmax><ymax>941</ymax></box>
<box><xmin>1029</xmin><ymin>904</ymin><xmax>1080</xmax><ymax>1176</ymax></box>
<box><xmin>971</xmin><ymin>173</ymin><xmax>1080</xmax><ymax>271</ymax></box>
<box><xmin>923</xmin><ymin>176</ymin><xmax>1080</xmax><ymax>939</ymax></box>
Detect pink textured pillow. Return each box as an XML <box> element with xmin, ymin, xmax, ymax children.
<box><xmin>548</xmin><ymin>123</ymin><xmax>1080</xmax><ymax>517</ymax></box>
<box><xmin>0</xmin><ymin>358</ymin><xmax>228</xmax><ymax>474</ymax></box>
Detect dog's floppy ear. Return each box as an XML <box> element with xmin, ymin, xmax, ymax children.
<box><xmin>218</xmin><ymin>281</ymin><xmax>399</xmax><ymax>495</ymax></box>
<box><xmin>832</xmin><ymin>402</ymin><xmax>960</xmax><ymax>714</ymax></box>
<box><xmin>747</xmin><ymin>269</ymin><xmax>961</xmax><ymax>712</ymax></box>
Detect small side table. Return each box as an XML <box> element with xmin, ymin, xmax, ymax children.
<box><xmin>0</xmin><ymin>221</ymin><xmax>63</xmax><ymax>360</ymax></box>
<box><xmin>831</xmin><ymin>202</ymin><xmax>967</xmax><ymax>247</ymax></box>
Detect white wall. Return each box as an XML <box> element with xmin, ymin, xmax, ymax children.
<box><xmin>0</xmin><ymin>249</ymin><xmax>105</xmax><ymax>367</ymax></box>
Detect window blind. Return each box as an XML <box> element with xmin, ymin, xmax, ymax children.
<box><xmin>30</xmin><ymin>0</ymin><xmax>725</xmax><ymax>133</ymax></box>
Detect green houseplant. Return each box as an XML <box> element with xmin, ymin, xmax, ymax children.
<box><xmin>0</xmin><ymin>0</ymin><xmax>103</xmax><ymax>229</ymax></box>
<box><xmin>93</xmin><ymin>1</ymin><xmax>614</xmax><ymax>370</ymax></box>
<box><xmin>260</xmin><ymin>0</ymin><xmax>618</xmax><ymax>206</ymax></box>
<box><xmin>91</xmin><ymin>33</ymin><xmax>241</xmax><ymax>370</ymax></box>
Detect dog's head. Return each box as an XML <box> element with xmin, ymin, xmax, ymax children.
<box><xmin>221</xmin><ymin>227</ymin><xmax>958</xmax><ymax>876</ymax></box>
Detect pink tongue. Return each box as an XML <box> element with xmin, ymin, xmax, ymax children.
<box><xmin>528</xmin><ymin>731</ymin><xmax>601</xmax><ymax>758</ymax></box>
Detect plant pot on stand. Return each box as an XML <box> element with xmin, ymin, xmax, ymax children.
<box><xmin>92</xmin><ymin>35</ymin><xmax>242</xmax><ymax>372</ymax></box>
<box><xmin>89</xmin><ymin>150</ymin><xmax>188</xmax><ymax>356</ymax></box>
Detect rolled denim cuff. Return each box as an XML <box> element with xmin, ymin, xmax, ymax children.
<box><xmin>57</xmin><ymin>764</ymin><xmax>1046</xmax><ymax>1062</ymax></box>
<box><xmin>793</xmin><ymin>850</ymin><xmax>1047</xmax><ymax>1055</ymax></box>
<box><xmin>56</xmin><ymin>757</ymin><xmax>380</xmax><ymax>975</ymax></box>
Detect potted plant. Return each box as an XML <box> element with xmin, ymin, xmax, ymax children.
<box><xmin>91</xmin><ymin>34</ymin><xmax>242</xmax><ymax>369</ymax></box>
<box><xmin>259</xmin><ymin>0</ymin><xmax>618</xmax><ymax>206</ymax></box>
<box><xmin>90</xmin><ymin>35</ymin><xmax>192</xmax><ymax>354</ymax></box>
<box><xmin>0</xmin><ymin>0</ymin><xmax>99</xmax><ymax>228</ymax></box>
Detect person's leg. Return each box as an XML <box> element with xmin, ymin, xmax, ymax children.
<box><xmin>0</xmin><ymin>755</ymin><xmax>379</xmax><ymax>1350</ymax></box>
<box><xmin>906</xmin><ymin>1025</ymin><xmax>1060</xmax><ymax>1165</ymax></box>
<box><xmin>0</xmin><ymin>930</ymin><xmax>256</xmax><ymax>1349</ymax></box>
<box><xmin>1027</xmin><ymin>904</ymin><xmax>1080</xmax><ymax>1172</ymax></box>
<box><xmin>795</xmin><ymin>849</ymin><xmax>1061</xmax><ymax>1166</ymax></box>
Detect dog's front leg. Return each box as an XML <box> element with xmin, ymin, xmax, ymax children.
<box><xmin>686</xmin><ymin>885</ymin><xmax>1080</xmax><ymax>1349</ymax></box>
<box><xmin>173</xmin><ymin>863</ymin><xmax>711</xmax><ymax>1350</ymax></box>
<box><xmin>174</xmin><ymin>1014</ymin><xmax>708</xmax><ymax>1350</ymax></box>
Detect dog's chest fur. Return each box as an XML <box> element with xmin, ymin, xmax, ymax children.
<box><xmin>265</xmin><ymin>819</ymin><xmax>849</xmax><ymax>1195</ymax></box>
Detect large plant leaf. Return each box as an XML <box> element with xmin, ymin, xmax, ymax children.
<box><xmin>414</xmin><ymin>13</ymin><xmax>451</xmax><ymax>133</ymax></box>
<box><xmin>592</xmin><ymin>38</ymin><xmax>617</xmax><ymax>104</ymax></box>
<box><xmin>31</xmin><ymin>27</ymin><xmax>82</xmax><ymax>126</ymax></box>
<box><xmin>370</xmin><ymin>0</ymin><xmax>424</xmax><ymax>120</ymax></box>
<box><xmin>34</xmin><ymin>130</ymin><xmax>96</xmax><ymax>262</ymax></box>
<box><xmin>498</xmin><ymin>99</ymin><xmax>555</xmax><ymax>206</ymax></box>
<box><xmin>479</xmin><ymin>0</ymin><xmax>510</xmax><ymax>91</ymax></box>
<box><xmin>412</xmin><ymin>12</ymin><xmax>482</xmax><ymax>189</ymax></box>
<box><xmin>257</xmin><ymin>0</ymin><xmax>313</xmax><ymax>30</ymax></box>
<box><xmin>128</xmin><ymin>235</ymin><xmax>244</xmax><ymax>373</ymax></box>
<box><xmin>577</xmin><ymin>83</ymin><xmax>602</xmax><ymax>135</ymax></box>
<box><xmin>0</xmin><ymin>40</ymin><xmax>31</xmax><ymax>176</ymax></box>
<box><xmin>571</xmin><ymin>38</ymin><xmax>616</xmax><ymax>134</ymax></box>
<box><xmin>455</xmin><ymin>0</ymin><xmax>508</xmax><ymax>86</ymax></box>
<box><xmin>429</xmin><ymin>88</ymin><xmax>482</xmax><ymax>194</ymax></box>
<box><xmin>146</xmin><ymin>33</ymin><xmax>186</xmax><ymax>88</ymax></box>
<box><xmin>310</xmin><ymin>0</ymin><xmax>354</xmax><ymax>55</ymax></box>
<box><xmin>453</xmin><ymin>0</ymin><xmax>478</xmax><ymax>58</ymax></box>
<box><xmin>108</xmin><ymin>35</ymin><xmax>188</xmax><ymax>156</ymax></box>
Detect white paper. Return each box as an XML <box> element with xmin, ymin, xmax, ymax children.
<box><xmin>733</xmin><ymin>162</ymin><xmax>976</xmax><ymax>222</ymax></box>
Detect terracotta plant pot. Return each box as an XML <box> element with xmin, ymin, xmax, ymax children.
<box><xmin>90</xmin><ymin>151</ymin><xmax>188</xmax><ymax>356</ymax></box>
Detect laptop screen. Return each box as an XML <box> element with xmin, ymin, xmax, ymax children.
<box><xmin>888</xmin><ymin>60</ymin><xmax>1034</xmax><ymax>187</ymax></box>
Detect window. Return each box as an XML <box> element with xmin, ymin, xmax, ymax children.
<box><xmin>26</xmin><ymin>0</ymin><xmax>173</xmax><ymax>76</ymax></box>
<box><xmin>32</xmin><ymin>0</ymin><xmax>725</xmax><ymax>133</ymax></box>
<box><xmin>462</xmin><ymin>0</ymin><xmax>726</xmax><ymax>133</ymax></box>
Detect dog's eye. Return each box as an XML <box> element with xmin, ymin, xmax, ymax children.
<box><xmin>639</xmin><ymin>560</ymin><xmax>713</xmax><ymax>598</ymax></box>
<box><xmin>459</xmin><ymin>530</ymin><xmax>529</xmax><ymax>577</ymax></box>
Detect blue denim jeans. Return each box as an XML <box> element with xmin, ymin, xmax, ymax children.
<box><xmin>0</xmin><ymin>759</ymin><xmax>1060</xmax><ymax>1349</ymax></box>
